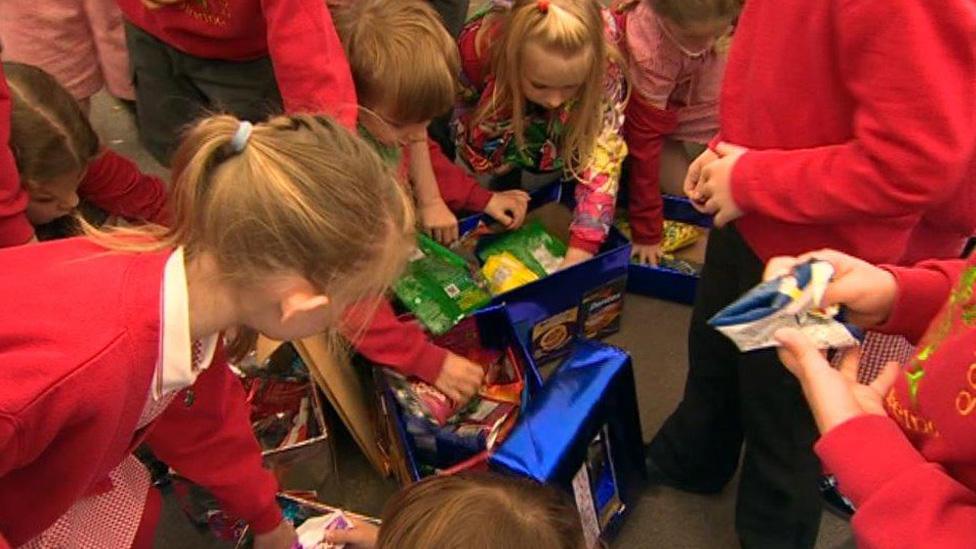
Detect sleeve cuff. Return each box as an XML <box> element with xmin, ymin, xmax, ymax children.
<box><xmin>729</xmin><ymin>151</ymin><xmax>762</xmax><ymax>215</ymax></box>
<box><xmin>707</xmin><ymin>133</ymin><xmax>722</xmax><ymax>151</ymax></box>
<box><xmin>466</xmin><ymin>185</ymin><xmax>494</xmax><ymax>213</ymax></box>
<box><xmin>815</xmin><ymin>414</ymin><xmax>926</xmax><ymax>507</ymax></box>
<box><xmin>411</xmin><ymin>343</ymin><xmax>449</xmax><ymax>386</ymax></box>
<box><xmin>247</xmin><ymin>500</ymin><xmax>285</xmax><ymax>535</ymax></box>
<box><xmin>875</xmin><ymin>265</ymin><xmax>954</xmax><ymax>343</ymax></box>
<box><xmin>568</xmin><ymin>235</ymin><xmax>602</xmax><ymax>255</ymax></box>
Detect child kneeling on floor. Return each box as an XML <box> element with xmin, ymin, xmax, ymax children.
<box><xmin>0</xmin><ymin>113</ymin><xmax>414</xmax><ymax>548</ymax></box>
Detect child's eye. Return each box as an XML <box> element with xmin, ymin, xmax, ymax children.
<box><xmin>33</xmin><ymin>197</ymin><xmax>56</xmax><ymax>204</ymax></box>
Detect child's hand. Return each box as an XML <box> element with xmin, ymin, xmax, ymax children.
<box><xmin>559</xmin><ymin>247</ymin><xmax>594</xmax><ymax>270</ymax></box>
<box><xmin>323</xmin><ymin>517</ymin><xmax>380</xmax><ymax>548</ymax></box>
<box><xmin>485</xmin><ymin>190</ymin><xmax>530</xmax><ymax>229</ymax></box>
<box><xmin>774</xmin><ymin>328</ymin><xmax>899</xmax><ymax>434</ymax></box>
<box><xmin>253</xmin><ymin>520</ymin><xmax>297</xmax><ymax>549</ymax></box>
<box><xmin>435</xmin><ymin>352</ymin><xmax>486</xmax><ymax>404</ymax></box>
<box><xmin>420</xmin><ymin>199</ymin><xmax>460</xmax><ymax>245</ymax></box>
<box><xmin>683</xmin><ymin>148</ymin><xmax>719</xmax><ymax>203</ymax></box>
<box><xmin>764</xmin><ymin>249</ymin><xmax>898</xmax><ymax>329</ymax></box>
<box><xmin>631</xmin><ymin>243</ymin><xmax>662</xmax><ymax>266</ymax></box>
<box><xmin>694</xmin><ymin>142</ymin><xmax>747</xmax><ymax>226</ymax></box>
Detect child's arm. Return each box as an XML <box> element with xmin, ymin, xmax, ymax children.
<box><xmin>144</xmin><ymin>350</ymin><xmax>285</xmax><ymax>537</ymax></box>
<box><xmin>261</xmin><ymin>0</ymin><xmax>358</xmax><ymax>129</ymax></box>
<box><xmin>0</xmin><ymin>70</ymin><xmax>32</xmax><ymax>247</ymax></box>
<box><xmin>872</xmin><ymin>258</ymin><xmax>967</xmax><ymax>344</ymax></box>
<box><xmin>624</xmin><ymin>95</ymin><xmax>680</xmax><ymax>264</ymax></box>
<box><xmin>563</xmin><ymin>69</ymin><xmax>629</xmax><ymax>269</ymax></box>
<box><xmin>408</xmin><ymin>138</ymin><xmax>460</xmax><ymax>245</ymax></box>
<box><xmin>79</xmin><ymin>150</ymin><xmax>169</xmax><ymax>225</ymax></box>
<box><xmin>727</xmin><ymin>0</ymin><xmax>975</xmax><ymax>226</ymax></box>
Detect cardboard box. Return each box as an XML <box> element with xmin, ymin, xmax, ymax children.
<box><xmin>490</xmin><ymin>340</ymin><xmax>646</xmax><ymax>543</ymax></box>
<box><xmin>457</xmin><ymin>182</ymin><xmax>631</xmax><ymax>362</ymax></box>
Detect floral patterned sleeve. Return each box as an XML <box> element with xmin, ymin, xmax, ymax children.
<box><xmin>568</xmin><ymin>63</ymin><xmax>629</xmax><ymax>254</ymax></box>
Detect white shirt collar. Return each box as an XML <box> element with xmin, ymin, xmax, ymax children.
<box><xmin>153</xmin><ymin>247</ymin><xmax>219</xmax><ymax>400</ymax></box>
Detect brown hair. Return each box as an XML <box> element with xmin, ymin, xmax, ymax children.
<box><xmin>3</xmin><ymin>61</ymin><xmax>100</xmax><ymax>183</ymax></box>
<box><xmin>334</xmin><ymin>0</ymin><xmax>460</xmax><ymax>124</ymax></box>
<box><xmin>84</xmin><ymin>113</ymin><xmax>415</xmax><ymax>359</ymax></box>
<box><xmin>377</xmin><ymin>472</ymin><xmax>586</xmax><ymax>549</ymax></box>
<box><xmin>474</xmin><ymin>0</ymin><xmax>613</xmax><ymax>171</ymax></box>
<box><xmin>650</xmin><ymin>0</ymin><xmax>743</xmax><ymax>25</ymax></box>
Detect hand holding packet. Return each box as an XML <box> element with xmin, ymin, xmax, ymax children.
<box><xmin>708</xmin><ymin>260</ymin><xmax>863</xmax><ymax>352</ymax></box>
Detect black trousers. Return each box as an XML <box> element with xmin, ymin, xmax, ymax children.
<box><xmin>647</xmin><ymin>226</ymin><xmax>823</xmax><ymax>549</ymax></box>
<box><xmin>125</xmin><ymin>23</ymin><xmax>283</xmax><ymax>166</ymax></box>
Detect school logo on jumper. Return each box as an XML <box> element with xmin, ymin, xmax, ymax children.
<box><xmin>183</xmin><ymin>0</ymin><xmax>230</xmax><ymax>27</ymax></box>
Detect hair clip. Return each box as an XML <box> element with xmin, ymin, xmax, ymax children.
<box><xmin>537</xmin><ymin>0</ymin><xmax>549</xmax><ymax>14</ymax></box>
<box><xmin>230</xmin><ymin>121</ymin><xmax>254</xmax><ymax>152</ymax></box>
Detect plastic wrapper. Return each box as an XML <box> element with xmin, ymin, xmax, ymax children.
<box><xmin>481</xmin><ymin>252</ymin><xmax>541</xmax><ymax>295</ymax></box>
<box><xmin>660</xmin><ymin>220</ymin><xmax>703</xmax><ymax>253</ymax></box>
<box><xmin>293</xmin><ymin>511</ymin><xmax>352</xmax><ymax>549</ymax></box>
<box><xmin>394</xmin><ymin>233</ymin><xmax>491</xmax><ymax>335</ymax></box>
<box><xmin>709</xmin><ymin>260</ymin><xmax>863</xmax><ymax>352</ymax></box>
<box><xmin>477</xmin><ymin>219</ymin><xmax>566</xmax><ymax>278</ymax></box>
<box><xmin>244</xmin><ymin>378</ymin><xmax>321</xmax><ymax>451</ymax></box>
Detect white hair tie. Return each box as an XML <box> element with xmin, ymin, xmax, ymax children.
<box><xmin>230</xmin><ymin>121</ymin><xmax>254</xmax><ymax>152</ymax></box>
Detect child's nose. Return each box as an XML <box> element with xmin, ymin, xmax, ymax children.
<box><xmin>543</xmin><ymin>93</ymin><xmax>565</xmax><ymax>110</ymax></box>
<box><xmin>63</xmin><ymin>193</ymin><xmax>80</xmax><ymax>210</ymax></box>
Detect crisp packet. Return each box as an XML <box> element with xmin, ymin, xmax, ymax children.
<box><xmin>709</xmin><ymin>260</ymin><xmax>863</xmax><ymax>352</ymax></box>
<box><xmin>477</xmin><ymin>219</ymin><xmax>567</xmax><ymax>278</ymax></box>
<box><xmin>482</xmin><ymin>252</ymin><xmax>541</xmax><ymax>295</ymax></box>
<box><xmin>394</xmin><ymin>233</ymin><xmax>491</xmax><ymax>335</ymax></box>
<box><xmin>660</xmin><ymin>220</ymin><xmax>703</xmax><ymax>253</ymax></box>
<box><xmin>294</xmin><ymin>511</ymin><xmax>352</xmax><ymax>549</ymax></box>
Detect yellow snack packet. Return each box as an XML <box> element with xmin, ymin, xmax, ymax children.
<box><xmin>661</xmin><ymin>220</ymin><xmax>703</xmax><ymax>253</ymax></box>
<box><xmin>481</xmin><ymin>252</ymin><xmax>540</xmax><ymax>295</ymax></box>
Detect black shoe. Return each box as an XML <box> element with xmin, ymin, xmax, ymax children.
<box><xmin>644</xmin><ymin>444</ymin><xmax>725</xmax><ymax>495</ymax></box>
<box><xmin>819</xmin><ymin>475</ymin><xmax>855</xmax><ymax>520</ymax></box>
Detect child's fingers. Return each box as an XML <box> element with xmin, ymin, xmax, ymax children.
<box><xmin>870</xmin><ymin>361</ymin><xmax>901</xmax><ymax>396</ymax></box>
<box><xmin>763</xmin><ymin>256</ymin><xmax>801</xmax><ymax>282</ymax></box>
<box><xmin>838</xmin><ymin>348</ymin><xmax>862</xmax><ymax>383</ymax></box>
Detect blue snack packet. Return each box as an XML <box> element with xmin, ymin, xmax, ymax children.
<box><xmin>709</xmin><ymin>260</ymin><xmax>863</xmax><ymax>352</ymax></box>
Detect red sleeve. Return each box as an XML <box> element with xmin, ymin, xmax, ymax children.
<box><xmin>261</xmin><ymin>0</ymin><xmax>358</xmax><ymax>128</ymax></box>
<box><xmin>342</xmin><ymin>300</ymin><xmax>447</xmax><ymax>385</ymax></box>
<box><xmin>458</xmin><ymin>17</ymin><xmax>491</xmax><ymax>90</ymax></box>
<box><xmin>79</xmin><ymin>150</ymin><xmax>169</xmax><ymax>225</ymax></box>
<box><xmin>0</xmin><ymin>69</ymin><xmax>32</xmax><ymax>247</ymax></box>
<box><xmin>623</xmin><ymin>95</ymin><xmax>679</xmax><ymax>246</ymax></box>
<box><xmin>145</xmin><ymin>355</ymin><xmax>282</xmax><ymax>534</ymax></box>
<box><xmin>816</xmin><ymin>415</ymin><xmax>976</xmax><ymax>549</ymax></box>
<box><xmin>876</xmin><ymin>259</ymin><xmax>967</xmax><ymax>343</ymax></box>
<box><xmin>730</xmin><ymin>0</ymin><xmax>976</xmax><ymax>225</ymax></box>
<box><xmin>426</xmin><ymin>138</ymin><xmax>492</xmax><ymax>214</ymax></box>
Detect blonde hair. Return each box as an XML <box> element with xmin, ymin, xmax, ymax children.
<box><xmin>334</xmin><ymin>0</ymin><xmax>460</xmax><ymax>124</ymax></box>
<box><xmin>4</xmin><ymin>61</ymin><xmax>99</xmax><ymax>183</ymax></box>
<box><xmin>377</xmin><ymin>472</ymin><xmax>586</xmax><ymax>549</ymax></box>
<box><xmin>85</xmin><ymin>113</ymin><xmax>414</xmax><ymax>359</ymax></box>
<box><xmin>650</xmin><ymin>0</ymin><xmax>742</xmax><ymax>25</ymax></box>
<box><xmin>474</xmin><ymin>0</ymin><xmax>612</xmax><ymax>170</ymax></box>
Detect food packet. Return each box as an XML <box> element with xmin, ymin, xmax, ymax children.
<box><xmin>293</xmin><ymin>511</ymin><xmax>352</xmax><ymax>549</ymax></box>
<box><xmin>709</xmin><ymin>260</ymin><xmax>863</xmax><ymax>352</ymax></box>
<box><xmin>244</xmin><ymin>378</ymin><xmax>315</xmax><ymax>450</ymax></box>
<box><xmin>481</xmin><ymin>252</ymin><xmax>541</xmax><ymax>295</ymax></box>
<box><xmin>477</xmin><ymin>219</ymin><xmax>567</xmax><ymax>278</ymax></box>
<box><xmin>661</xmin><ymin>220</ymin><xmax>703</xmax><ymax>253</ymax></box>
<box><xmin>394</xmin><ymin>233</ymin><xmax>491</xmax><ymax>335</ymax></box>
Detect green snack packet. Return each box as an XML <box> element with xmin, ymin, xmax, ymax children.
<box><xmin>394</xmin><ymin>234</ymin><xmax>492</xmax><ymax>335</ymax></box>
<box><xmin>477</xmin><ymin>219</ymin><xmax>567</xmax><ymax>278</ymax></box>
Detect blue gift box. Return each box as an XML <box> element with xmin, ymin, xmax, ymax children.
<box><xmin>377</xmin><ymin>304</ymin><xmax>543</xmax><ymax>484</ymax></box>
<box><xmin>489</xmin><ymin>340</ymin><xmax>646</xmax><ymax>542</ymax></box>
<box><xmin>459</xmin><ymin>182</ymin><xmax>632</xmax><ymax>362</ymax></box>
<box><xmin>626</xmin><ymin>194</ymin><xmax>711</xmax><ymax>305</ymax></box>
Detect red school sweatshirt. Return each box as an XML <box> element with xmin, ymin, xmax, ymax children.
<box><xmin>117</xmin><ymin>0</ymin><xmax>357</xmax><ymax>128</ymax></box>
<box><xmin>0</xmin><ymin>64</ymin><xmax>31</xmax><ymax>247</ymax></box>
<box><xmin>814</xmin><ymin>255</ymin><xmax>976</xmax><ymax>549</ymax></box>
<box><xmin>718</xmin><ymin>0</ymin><xmax>976</xmax><ymax>264</ymax></box>
<box><xmin>80</xmin><ymin>149</ymin><xmax>169</xmax><ymax>225</ymax></box>
<box><xmin>0</xmin><ymin>238</ymin><xmax>281</xmax><ymax>545</ymax></box>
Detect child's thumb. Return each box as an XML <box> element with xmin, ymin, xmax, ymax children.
<box><xmin>871</xmin><ymin>361</ymin><xmax>901</xmax><ymax>396</ymax></box>
<box><xmin>774</xmin><ymin>328</ymin><xmax>818</xmax><ymax>361</ymax></box>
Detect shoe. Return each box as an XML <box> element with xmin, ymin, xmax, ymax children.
<box><xmin>644</xmin><ymin>444</ymin><xmax>725</xmax><ymax>495</ymax></box>
<box><xmin>819</xmin><ymin>475</ymin><xmax>855</xmax><ymax>520</ymax></box>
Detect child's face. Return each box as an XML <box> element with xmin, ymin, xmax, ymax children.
<box><xmin>360</xmin><ymin>104</ymin><xmax>431</xmax><ymax>148</ymax></box>
<box><xmin>659</xmin><ymin>15</ymin><xmax>733</xmax><ymax>56</ymax></box>
<box><xmin>519</xmin><ymin>42</ymin><xmax>593</xmax><ymax>111</ymax></box>
<box><xmin>25</xmin><ymin>169</ymin><xmax>83</xmax><ymax>225</ymax></box>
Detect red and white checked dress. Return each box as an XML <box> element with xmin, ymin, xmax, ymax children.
<box><xmin>832</xmin><ymin>331</ymin><xmax>915</xmax><ymax>383</ymax></box>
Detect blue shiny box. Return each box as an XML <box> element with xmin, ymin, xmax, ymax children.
<box><xmin>626</xmin><ymin>194</ymin><xmax>711</xmax><ymax>305</ymax></box>
<box><xmin>490</xmin><ymin>340</ymin><xmax>646</xmax><ymax>540</ymax></box>
<box><xmin>460</xmin><ymin>182</ymin><xmax>632</xmax><ymax>362</ymax></box>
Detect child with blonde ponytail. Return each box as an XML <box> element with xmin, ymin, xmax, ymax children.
<box><xmin>454</xmin><ymin>0</ymin><xmax>629</xmax><ymax>269</ymax></box>
<box><xmin>0</xmin><ymin>113</ymin><xmax>413</xmax><ymax>549</ymax></box>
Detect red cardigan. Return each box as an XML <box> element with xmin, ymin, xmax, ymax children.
<box><xmin>0</xmin><ymin>238</ymin><xmax>281</xmax><ymax>545</ymax></box>
<box><xmin>719</xmin><ymin>0</ymin><xmax>976</xmax><ymax>264</ymax></box>
<box><xmin>0</xmin><ymin>64</ymin><xmax>31</xmax><ymax>247</ymax></box>
<box><xmin>816</xmin><ymin>255</ymin><xmax>976</xmax><ymax>548</ymax></box>
<box><xmin>81</xmin><ymin>150</ymin><xmax>169</xmax><ymax>225</ymax></box>
<box><xmin>118</xmin><ymin>0</ymin><xmax>357</xmax><ymax>128</ymax></box>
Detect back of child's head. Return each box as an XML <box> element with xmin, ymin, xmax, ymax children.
<box><xmin>334</xmin><ymin>0</ymin><xmax>460</xmax><ymax>125</ymax></box>
<box><xmin>650</xmin><ymin>0</ymin><xmax>742</xmax><ymax>25</ymax></box>
<box><xmin>86</xmin><ymin>113</ymin><xmax>414</xmax><ymax>357</ymax></box>
<box><xmin>377</xmin><ymin>472</ymin><xmax>586</xmax><ymax>549</ymax></box>
<box><xmin>481</xmin><ymin>0</ymin><xmax>611</xmax><ymax>171</ymax></box>
<box><xmin>3</xmin><ymin>61</ymin><xmax>99</xmax><ymax>183</ymax></box>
